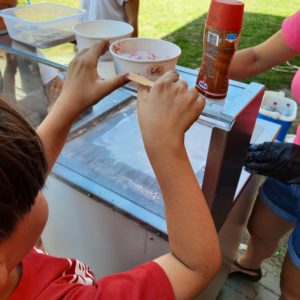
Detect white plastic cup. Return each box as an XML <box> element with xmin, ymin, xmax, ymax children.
<box><xmin>73</xmin><ymin>20</ymin><xmax>133</xmax><ymax>61</ymax></box>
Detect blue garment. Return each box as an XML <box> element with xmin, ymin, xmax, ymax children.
<box><xmin>260</xmin><ymin>178</ymin><xmax>300</xmax><ymax>268</ymax></box>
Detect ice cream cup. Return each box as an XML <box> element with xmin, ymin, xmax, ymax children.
<box><xmin>109</xmin><ymin>38</ymin><xmax>181</xmax><ymax>86</ymax></box>
<box><xmin>73</xmin><ymin>20</ymin><xmax>133</xmax><ymax>61</ymax></box>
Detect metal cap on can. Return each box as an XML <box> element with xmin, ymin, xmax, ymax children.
<box><xmin>206</xmin><ymin>0</ymin><xmax>244</xmax><ymax>31</ymax></box>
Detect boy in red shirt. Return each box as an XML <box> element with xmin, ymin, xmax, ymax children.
<box><xmin>0</xmin><ymin>41</ymin><xmax>221</xmax><ymax>299</ymax></box>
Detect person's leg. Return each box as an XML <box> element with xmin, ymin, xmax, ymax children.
<box><xmin>280</xmin><ymin>254</ymin><xmax>300</xmax><ymax>300</ymax></box>
<box><xmin>238</xmin><ymin>197</ymin><xmax>294</xmax><ymax>270</ymax></box>
<box><xmin>233</xmin><ymin>178</ymin><xmax>298</xmax><ymax>276</ymax></box>
<box><xmin>280</xmin><ymin>222</ymin><xmax>300</xmax><ymax>299</ymax></box>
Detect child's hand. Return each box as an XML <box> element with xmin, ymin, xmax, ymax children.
<box><xmin>137</xmin><ymin>70</ymin><xmax>205</xmax><ymax>152</ymax></box>
<box><xmin>58</xmin><ymin>40</ymin><xmax>128</xmax><ymax>120</ymax></box>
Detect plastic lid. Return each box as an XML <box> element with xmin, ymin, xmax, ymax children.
<box><xmin>206</xmin><ymin>0</ymin><xmax>244</xmax><ymax>31</ymax></box>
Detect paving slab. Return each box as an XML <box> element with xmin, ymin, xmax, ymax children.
<box><xmin>217</xmin><ymin>263</ymin><xmax>281</xmax><ymax>300</ymax></box>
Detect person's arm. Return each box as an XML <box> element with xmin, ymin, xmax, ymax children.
<box><xmin>229</xmin><ymin>30</ymin><xmax>299</xmax><ymax>80</ymax></box>
<box><xmin>137</xmin><ymin>73</ymin><xmax>221</xmax><ymax>299</ymax></box>
<box><xmin>124</xmin><ymin>0</ymin><xmax>139</xmax><ymax>37</ymax></box>
<box><xmin>37</xmin><ymin>41</ymin><xmax>128</xmax><ymax>176</ymax></box>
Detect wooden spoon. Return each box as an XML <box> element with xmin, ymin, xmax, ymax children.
<box><xmin>128</xmin><ymin>73</ymin><xmax>155</xmax><ymax>88</ymax></box>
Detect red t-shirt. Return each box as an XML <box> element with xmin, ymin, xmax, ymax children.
<box><xmin>9</xmin><ymin>249</ymin><xmax>175</xmax><ymax>300</ymax></box>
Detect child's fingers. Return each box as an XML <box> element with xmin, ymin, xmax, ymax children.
<box><xmin>88</xmin><ymin>40</ymin><xmax>109</xmax><ymax>60</ymax></box>
<box><xmin>156</xmin><ymin>70</ymin><xmax>179</xmax><ymax>84</ymax></box>
<box><xmin>76</xmin><ymin>48</ymin><xmax>89</xmax><ymax>57</ymax></box>
<box><xmin>99</xmin><ymin>73</ymin><xmax>129</xmax><ymax>97</ymax></box>
<box><xmin>177</xmin><ymin>79</ymin><xmax>189</xmax><ymax>90</ymax></box>
<box><xmin>76</xmin><ymin>40</ymin><xmax>109</xmax><ymax>63</ymax></box>
<box><xmin>188</xmin><ymin>88</ymin><xmax>206</xmax><ymax>114</ymax></box>
<box><xmin>137</xmin><ymin>84</ymin><xmax>150</xmax><ymax>99</ymax></box>
<box><xmin>187</xmin><ymin>88</ymin><xmax>202</xmax><ymax>102</ymax></box>
<box><xmin>196</xmin><ymin>95</ymin><xmax>206</xmax><ymax>110</ymax></box>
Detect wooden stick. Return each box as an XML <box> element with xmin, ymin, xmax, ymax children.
<box><xmin>128</xmin><ymin>73</ymin><xmax>155</xmax><ymax>88</ymax></box>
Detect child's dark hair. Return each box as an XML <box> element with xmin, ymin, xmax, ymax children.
<box><xmin>0</xmin><ymin>97</ymin><xmax>47</xmax><ymax>240</ymax></box>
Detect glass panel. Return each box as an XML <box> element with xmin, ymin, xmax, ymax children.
<box><xmin>59</xmin><ymin>99</ymin><xmax>211</xmax><ymax>218</ymax></box>
<box><xmin>0</xmin><ymin>35</ymin><xmax>72</xmax><ymax>70</ymax></box>
<box><xmin>0</xmin><ymin>50</ymin><xmax>62</xmax><ymax>127</ymax></box>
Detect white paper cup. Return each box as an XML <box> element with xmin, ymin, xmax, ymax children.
<box><xmin>110</xmin><ymin>38</ymin><xmax>181</xmax><ymax>85</ymax></box>
<box><xmin>73</xmin><ymin>20</ymin><xmax>133</xmax><ymax>61</ymax></box>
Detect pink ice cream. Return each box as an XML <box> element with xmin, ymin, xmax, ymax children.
<box><xmin>120</xmin><ymin>51</ymin><xmax>159</xmax><ymax>61</ymax></box>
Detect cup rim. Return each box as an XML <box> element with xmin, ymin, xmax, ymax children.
<box><xmin>109</xmin><ymin>38</ymin><xmax>182</xmax><ymax>63</ymax></box>
<box><xmin>72</xmin><ymin>20</ymin><xmax>134</xmax><ymax>40</ymax></box>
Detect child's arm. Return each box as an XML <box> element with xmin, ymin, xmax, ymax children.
<box><xmin>124</xmin><ymin>0</ymin><xmax>139</xmax><ymax>37</ymax></box>
<box><xmin>229</xmin><ymin>30</ymin><xmax>298</xmax><ymax>80</ymax></box>
<box><xmin>37</xmin><ymin>41</ymin><xmax>128</xmax><ymax>176</ymax></box>
<box><xmin>137</xmin><ymin>73</ymin><xmax>221</xmax><ymax>299</ymax></box>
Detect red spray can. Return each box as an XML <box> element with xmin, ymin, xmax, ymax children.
<box><xmin>196</xmin><ymin>0</ymin><xmax>244</xmax><ymax>100</ymax></box>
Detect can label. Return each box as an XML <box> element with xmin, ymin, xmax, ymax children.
<box><xmin>207</xmin><ymin>31</ymin><xmax>220</xmax><ymax>46</ymax></box>
<box><xmin>198</xmin><ymin>80</ymin><xmax>208</xmax><ymax>90</ymax></box>
<box><xmin>196</xmin><ymin>24</ymin><xmax>239</xmax><ymax>100</ymax></box>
